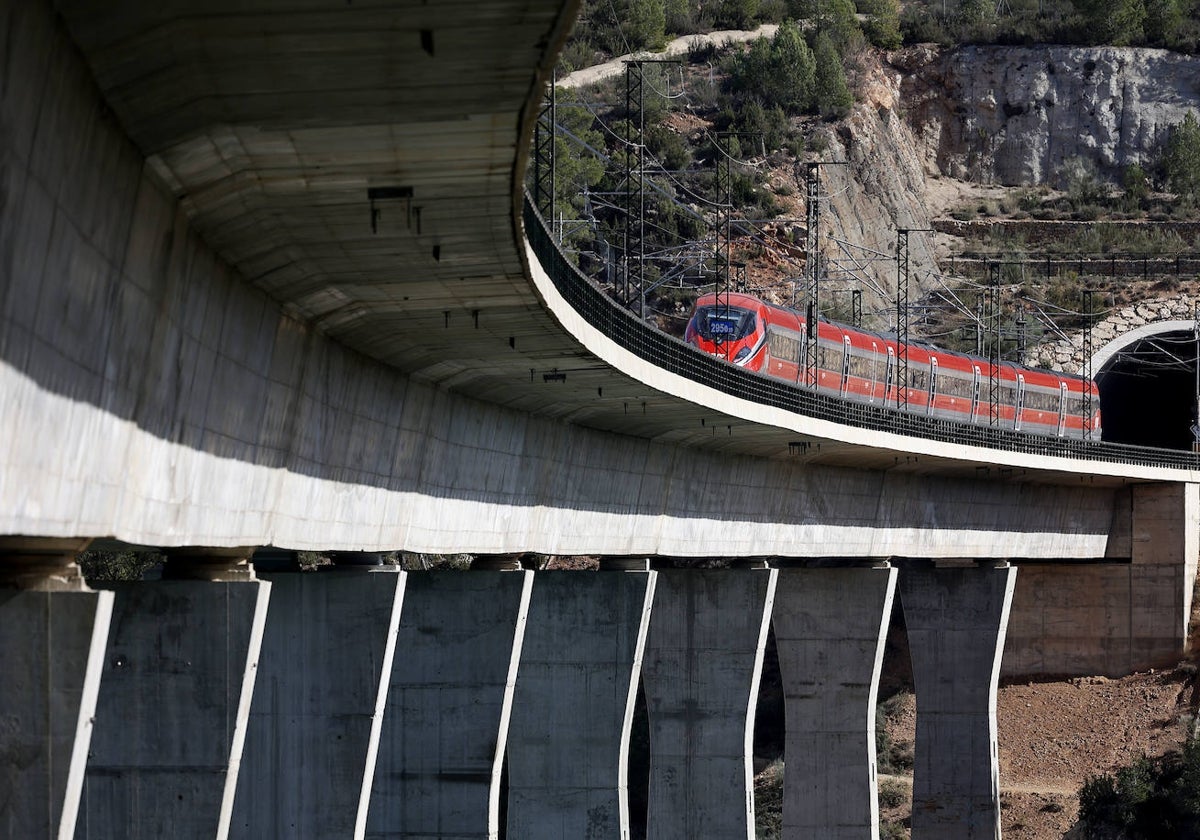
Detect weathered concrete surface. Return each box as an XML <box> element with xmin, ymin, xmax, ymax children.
<box><xmin>506</xmin><ymin>572</ymin><xmax>655</xmax><ymax>840</ymax></box>
<box><xmin>231</xmin><ymin>569</ymin><xmax>406</xmax><ymax>840</ymax></box>
<box><xmin>1005</xmin><ymin>482</ymin><xmax>1200</xmax><ymax>677</ymax></box>
<box><xmin>0</xmin><ymin>588</ymin><xmax>112</xmax><ymax>840</ymax></box>
<box><xmin>77</xmin><ymin>580</ymin><xmax>270</xmax><ymax>840</ymax></box>
<box><xmin>641</xmin><ymin>569</ymin><xmax>776</xmax><ymax>840</ymax></box>
<box><xmin>773</xmin><ymin>567</ymin><xmax>897</xmax><ymax>840</ymax></box>
<box><xmin>902</xmin><ymin>565</ymin><xmax>1016</xmax><ymax>840</ymax></box>
<box><xmin>1</xmin><ymin>0</ymin><xmax>1188</xmax><ymax>562</ymax></box>
<box><xmin>366</xmin><ymin>570</ymin><xmax>531</xmax><ymax>839</ymax></box>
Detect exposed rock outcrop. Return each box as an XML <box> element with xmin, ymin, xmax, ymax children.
<box><xmin>814</xmin><ymin>53</ymin><xmax>937</xmax><ymax>301</ymax></box>
<box><xmin>899</xmin><ymin>45</ymin><xmax>1200</xmax><ymax>185</ymax></box>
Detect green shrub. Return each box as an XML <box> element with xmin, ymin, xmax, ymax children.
<box><xmin>1078</xmin><ymin>739</ymin><xmax>1200</xmax><ymax>839</ymax></box>
<box><xmin>812</xmin><ymin>31</ymin><xmax>853</xmax><ymax>118</ymax></box>
<box><xmin>1164</xmin><ymin>112</ymin><xmax>1200</xmax><ymax>204</ymax></box>
<box><xmin>715</xmin><ymin>0</ymin><xmax>761</xmax><ymax>28</ymax></box>
<box><xmin>879</xmin><ymin>777</ymin><xmax>908</xmax><ymax>809</ymax></box>
<box><xmin>859</xmin><ymin>0</ymin><xmax>904</xmax><ymax>47</ymax></box>
<box><xmin>78</xmin><ymin>549</ymin><xmax>162</xmax><ymax>581</ymax></box>
<box><xmin>900</xmin><ymin>8</ymin><xmax>954</xmax><ymax>45</ymax></box>
<box><xmin>725</xmin><ymin>22</ymin><xmax>816</xmax><ymax>116</ymax></box>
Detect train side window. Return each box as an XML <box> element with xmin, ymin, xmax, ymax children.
<box><xmin>928</xmin><ymin>357</ymin><xmax>939</xmax><ymax>415</ymax></box>
<box><xmin>1058</xmin><ymin>382</ymin><xmax>1068</xmax><ymax>437</ymax></box>
<box><xmin>768</xmin><ymin>329</ymin><xmax>801</xmax><ymax>365</ymax></box>
<box><xmin>1015</xmin><ymin>374</ymin><xmax>1026</xmax><ymax>431</ymax></box>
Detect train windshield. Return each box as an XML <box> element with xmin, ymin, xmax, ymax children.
<box><xmin>690</xmin><ymin>306</ymin><xmax>757</xmax><ymax>342</ymax></box>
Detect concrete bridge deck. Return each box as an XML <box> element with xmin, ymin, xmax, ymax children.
<box><xmin>2</xmin><ymin>0</ymin><xmax>1195</xmax><ymax>557</ymax></box>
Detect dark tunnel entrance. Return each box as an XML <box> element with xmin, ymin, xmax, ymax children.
<box><xmin>1097</xmin><ymin>329</ymin><xmax>1200</xmax><ymax>450</ymax></box>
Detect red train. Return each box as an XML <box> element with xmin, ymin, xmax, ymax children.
<box><xmin>684</xmin><ymin>292</ymin><xmax>1101</xmax><ymax>439</ymax></box>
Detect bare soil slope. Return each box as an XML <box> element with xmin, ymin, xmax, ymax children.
<box><xmin>878</xmin><ymin>667</ymin><xmax>1200</xmax><ymax>838</ymax></box>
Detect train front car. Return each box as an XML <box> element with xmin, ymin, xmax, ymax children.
<box><xmin>684</xmin><ymin>293</ymin><xmax>769</xmax><ymax>371</ymax></box>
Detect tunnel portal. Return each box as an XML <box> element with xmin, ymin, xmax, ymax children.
<box><xmin>1097</xmin><ymin>328</ymin><xmax>1200</xmax><ymax>450</ymax></box>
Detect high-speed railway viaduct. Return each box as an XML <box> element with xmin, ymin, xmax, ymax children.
<box><xmin>2</xmin><ymin>1</ymin><xmax>1198</xmax><ymax>838</ymax></box>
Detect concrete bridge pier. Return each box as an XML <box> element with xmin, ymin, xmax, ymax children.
<box><xmin>506</xmin><ymin>568</ymin><xmax>657</xmax><ymax>840</ymax></box>
<box><xmin>901</xmin><ymin>563</ymin><xmax>1017</xmax><ymax>840</ymax></box>
<box><xmin>0</xmin><ymin>538</ymin><xmax>112</xmax><ymax>840</ymax></box>
<box><xmin>773</xmin><ymin>565</ymin><xmax>897</xmax><ymax>840</ymax></box>
<box><xmin>365</xmin><ymin>568</ymin><xmax>532</xmax><ymax>839</ymax></box>
<box><xmin>77</xmin><ymin>548</ymin><xmax>271</xmax><ymax>840</ymax></box>
<box><xmin>641</xmin><ymin>568</ymin><xmax>777</xmax><ymax>839</ymax></box>
<box><xmin>230</xmin><ymin>552</ymin><xmax>406</xmax><ymax>839</ymax></box>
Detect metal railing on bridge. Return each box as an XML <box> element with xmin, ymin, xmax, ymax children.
<box><xmin>523</xmin><ymin>195</ymin><xmax>1200</xmax><ymax>471</ymax></box>
<box><xmin>946</xmin><ymin>252</ymin><xmax>1200</xmax><ymax>282</ymax></box>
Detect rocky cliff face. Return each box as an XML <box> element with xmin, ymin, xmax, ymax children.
<box><xmin>810</xmin><ymin>44</ymin><xmax>1200</xmax><ymax>302</ymax></box>
<box><xmin>898</xmin><ymin>45</ymin><xmax>1200</xmax><ymax>185</ymax></box>
<box><xmin>813</xmin><ymin>53</ymin><xmax>938</xmax><ymax>305</ymax></box>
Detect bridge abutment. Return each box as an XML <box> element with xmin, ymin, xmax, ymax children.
<box><xmin>366</xmin><ymin>569</ymin><xmax>531</xmax><ymax>839</ymax></box>
<box><xmin>641</xmin><ymin>568</ymin><xmax>777</xmax><ymax>839</ymax></box>
<box><xmin>774</xmin><ymin>566</ymin><xmax>897</xmax><ymax>840</ymax></box>
<box><xmin>506</xmin><ymin>570</ymin><xmax>656</xmax><ymax>839</ymax></box>
<box><xmin>78</xmin><ymin>552</ymin><xmax>270</xmax><ymax>840</ymax></box>
<box><xmin>902</xmin><ymin>563</ymin><xmax>1016</xmax><ymax>840</ymax></box>
<box><xmin>1005</xmin><ymin>481</ymin><xmax>1200</xmax><ymax>677</ymax></box>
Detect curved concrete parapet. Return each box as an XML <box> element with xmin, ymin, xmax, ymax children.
<box><xmin>0</xmin><ymin>10</ymin><xmax>1132</xmax><ymax>563</ymax></box>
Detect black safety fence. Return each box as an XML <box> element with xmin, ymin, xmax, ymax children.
<box><xmin>947</xmin><ymin>253</ymin><xmax>1200</xmax><ymax>282</ymax></box>
<box><xmin>523</xmin><ymin>195</ymin><xmax>1200</xmax><ymax>471</ymax></box>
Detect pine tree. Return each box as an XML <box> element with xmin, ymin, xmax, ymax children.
<box><xmin>811</xmin><ymin>31</ymin><xmax>852</xmax><ymax>118</ymax></box>
<box><xmin>1164</xmin><ymin>112</ymin><xmax>1200</xmax><ymax>204</ymax></box>
<box><xmin>623</xmin><ymin>0</ymin><xmax>666</xmax><ymax>50</ymax></box>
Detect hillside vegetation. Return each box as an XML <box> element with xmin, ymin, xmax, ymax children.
<box><xmin>540</xmin><ymin>15</ymin><xmax>1200</xmax><ymax>346</ymax></box>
